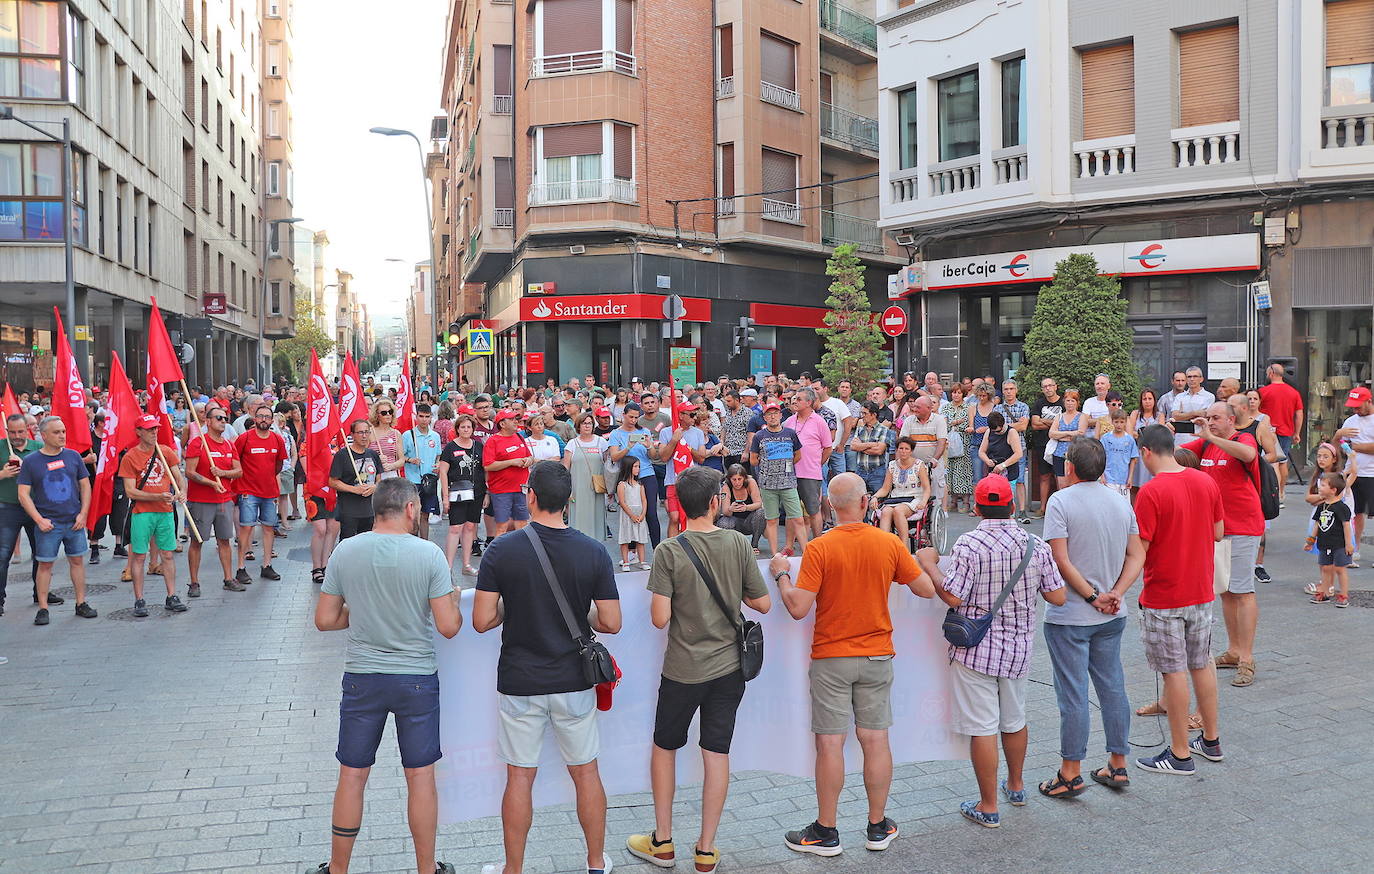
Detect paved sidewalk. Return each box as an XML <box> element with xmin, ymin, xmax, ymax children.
<box><xmin>2</xmin><ymin>486</ymin><xmax>1373</xmax><ymax>873</ymax></box>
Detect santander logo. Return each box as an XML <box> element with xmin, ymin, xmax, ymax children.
<box><xmin>532</xmin><ymin>301</ymin><xmax>552</xmax><ymax>318</ymax></box>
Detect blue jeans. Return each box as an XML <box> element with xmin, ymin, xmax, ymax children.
<box><xmin>1043</xmin><ymin>618</ymin><xmax>1131</xmax><ymax>761</ymax></box>
<box><xmin>821</xmin><ymin>451</ymin><xmax>845</xmax><ymax>497</ymax></box>
<box><xmin>0</xmin><ymin>501</ymin><xmax>38</xmax><ymax>608</ymax></box>
<box><xmin>970</xmin><ymin>438</ymin><xmax>986</xmax><ymax>484</ymax></box>
<box><xmin>640</xmin><ymin>475</ymin><xmax>662</xmax><ymax>547</ymax></box>
<box><xmin>858</xmin><ymin>467</ymin><xmax>887</xmax><ymax>494</ymax></box>
<box><xmin>237</xmin><ymin>493</ymin><xmax>279</xmax><ymax>527</ymax></box>
<box><xmin>845</xmin><ymin>449</ymin><xmax>859</xmax><ymax>475</ymax></box>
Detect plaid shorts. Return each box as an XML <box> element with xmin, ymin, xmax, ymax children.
<box><xmin>1138</xmin><ymin>602</ymin><xmax>1214</xmax><ymax>674</ymax></box>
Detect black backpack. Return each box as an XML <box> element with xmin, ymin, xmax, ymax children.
<box><xmin>1254</xmin><ymin>455</ymin><xmax>1281</xmax><ymax>521</ymax></box>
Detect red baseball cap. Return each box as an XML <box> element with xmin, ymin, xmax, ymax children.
<box><xmin>494</xmin><ymin>409</ymin><xmax>520</xmax><ymax>423</ymax></box>
<box><xmin>1346</xmin><ymin>387</ymin><xmax>1372</xmax><ymax>408</ymax></box>
<box><xmin>135</xmin><ymin>414</ymin><xmax>160</xmax><ymax>430</ymax></box>
<box><xmin>675</xmin><ymin>402</ymin><xmax>698</xmax><ymax>413</ymax></box>
<box><xmin>594</xmin><ymin>405</ymin><xmax>612</xmax><ymax>417</ymax></box>
<box><xmin>457</xmin><ymin>404</ymin><xmax>475</xmax><ymax>415</ymax></box>
<box><xmin>974</xmin><ymin>474</ymin><xmax>1015</xmax><ymax>507</ymax></box>
<box><xmin>762</xmin><ymin>402</ymin><xmax>782</xmax><ymax>413</ymax></box>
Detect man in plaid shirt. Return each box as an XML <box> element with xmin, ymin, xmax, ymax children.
<box><xmin>850</xmin><ymin>402</ymin><xmax>897</xmax><ymax>494</ymax></box>
<box><xmin>917</xmin><ymin>475</ymin><xmax>1065</xmax><ymax>828</ymax></box>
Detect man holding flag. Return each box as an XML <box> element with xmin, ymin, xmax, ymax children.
<box><xmin>119</xmin><ymin>415</ymin><xmax>189</xmax><ymax>618</ymax></box>
<box><xmin>185</xmin><ymin>404</ymin><xmax>243</xmax><ymax>595</ymax></box>
<box><xmin>656</xmin><ymin>387</ymin><xmax>702</xmax><ymax>538</ymax></box>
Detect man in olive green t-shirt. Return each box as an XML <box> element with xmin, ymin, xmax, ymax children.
<box><xmin>627</xmin><ymin>467</ymin><xmax>771</xmax><ymax>872</ymax></box>
<box><xmin>0</xmin><ymin>413</ymin><xmax>48</xmax><ymax>615</ymax></box>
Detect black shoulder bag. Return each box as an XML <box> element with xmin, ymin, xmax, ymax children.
<box><xmin>677</xmin><ymin>535</ymin><xmax>765</xmax><ymax>681</ymax></box>
<box><xmin>522</xmin><ymin>525</ymin><xmax>617</xmax><ymax>686</ymax></box>
<box><xmin>942</xmin><ymin>533</ymin><xmax>1038</xmax><ymax>649</ymax></box>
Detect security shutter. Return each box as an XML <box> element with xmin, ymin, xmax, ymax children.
<box><xmin>1293</xmin><ymin>246</ymin><xmax>1374</xmax><ymax>308</ymax></box>
<box><xmin>760</xmin><ymin>33</ymin><xmax>795</xmax><ymax>90</ymax></box>
<box><xmin>493</xmin><ymin>44</ymin><xmax>513</xmax><ymax>96</ymax></box>
<box><xmin>543</xmin><ymin>123</ymin><xmax>602</xmax><ymax>158</ymax></box>
<box><xmin>543</xmin><ymin>0</ymin><xmax>602</xmax><ymax>57</ymax></box>
<box><xmin>1327</xmin><ymin>0</ymin><xmax>1374</xmax><ymax>66</ymax></box>
<box><xmin>1179</xmin><ymin>24</ymin><xmax>1239</xmax><ymax>127</ymax></box>
<box><xmin>761</xmin><ymin>148</ymin><xmax>797</xmax><ymax>203</ymax></box>
<box><xmin>718</xmin><ymin>25</ymin><xmax>732</xmax><ymax>78</ymax></box>
<box><xmin>1081</xmin><ymin>42</ymin><xmax>1134</xmax><ymax>139</ymax></box>
<box><xmin>494</xmin><ymin>157</ymin><xmax>514</xmax><ymax>209</ymax></box>
<box><xmin>612</xmin><ymin>123</ymin><xmax>633</xmax><ymax>179</ymax></box>
<box><xmin>719</xmin><ymin>143</ymin><xmax>734</xmax><ymax>197</ymax></box>
<box><xmin>615</xmin><ymin>0</ymin><xmax>633</xmax><ymax>55</ymax></box>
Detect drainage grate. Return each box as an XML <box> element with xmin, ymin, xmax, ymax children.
<box><xmin>1348</xmin><ymin>589</ymin><xmax>1374</xmax><ymax>609</ymax></box>
<box><xmin>49</xmin><ymin>584</ymin><xmax>117</xmax><ymax>599</ymax></box>
<box><xmin>104</xmin><ymin>605</ymin><xmax>185</xmax><ymax>621</ymax></box>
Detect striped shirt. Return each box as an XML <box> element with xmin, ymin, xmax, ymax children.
<box><xmin>944</xmin><ymin>520</ymin><xmax>1065</xmax><ymax>678</ymax></box>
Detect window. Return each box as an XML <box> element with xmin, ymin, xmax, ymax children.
<box><xmin>216</xmin><ymin>100</ymin><xmax>223</xmax><ymax>148</ymax></box>
<box><xmin>200</xmin><ymin>159</ymin><xmax>208</xmax><ymax>210</ymax></box>
<box><xmin>612</xmin><ymin>122</ymin><xmax>632</xmax><ymax>179</ymax></box>
<box><xmin>937</xmin><ymin>70</ymin><xmax>979</xmax><ymax>160</ymax></box>
<box><xmin>760</xmin><ymin>32</ymin><xmax>798</xmax><ymax>109</ymax></box>
<box><xmin>66</xmin><ymin>10</ymin><xmax>85</xmax><ymax>108</ymax></box>
<box><xmin>215</xmin><ymin>27</ymin><xmax>222</xmax><ymax>70</ymax></box>
<box><xmin>115</xmin><ymin>184</ymin><xmax>124</xmax><ymax>260</ymax></box>
<box><xmin>1080</xmin><ymin>42</ymin><xmax>1134</xmax><ymax>139</ymax></box>
<box><xmin>493</xmin><ymin>44</ymin><xmax>512</xmax><ymax>111</ymax></box>
<box><xmin>1000</xmin><ymin>56</ymin><xmax>1025</xmax><ymax>147</ymax></box>
<box><xmin>268</xmin><ymin>160</ymin><xmax>280</xmax><ymax>195</ymax></box>
<box><xmin>267</xmin><ymin>41</ymin><xmax>281</xmax><ymax>76</ymax></box>
<box><xmin>760</xmin><ymin>147</ymin><xmax>800</xmax><ymax>223</ymax></box>
<box><xmin>200</xmin><ymin>77</ymin><xmax>208</xmax><ymax>129</ymax></box>
<box><xmin>269</xmin><ymin>280</ymin><xmax>282</xmax><ymax>315</ymax></box>
<box><xmin>534</xmin><ymin>0</ymin><xmax>634</xmax><ymax>75</ymax></box>
<box><xmin>70</xmin><ymin>150</ymin><xmax>85</xmax><ymax>246</ymax></box>
<box><xmin>493</xmin><ymin>156</ymin><xmax>514</xmax><ymax>225</ymax></box>
<box><xmin>537</xmin><ymin>123</ymin><xmax>604</xmax><ymax>202</ymax></box>
<box><xmin>1325</xmin><ymin>0</ymin><xmax>1374</xmax><ymax>105</ymax></box>
<box><xmin>896</xmin><ymin>85</ymin><xmax>918</xmax><ymax>168</ymax></box>
<box><xmin>269</xmin><ymin>221</ymin><xmax>281</xmax><ymax>255</ymax></box>
<box><xmin>718</xmin><ymin>142</ymin><xmax>734</xmax><ymax>213</ymax></box>
<box><xmin>1178</xmin><ymin>24</ymin><xmax>1239</xmax><ymax>126</ymax></box>
<box><xmin>1</xmin><ymin>0</ymin><xmax>64</xmax><ymax>99</ymax></box>
<box><xmin>229</xmin><ymin>120</ymin><xmax>236</xmax><ymax>164</ymax></box>
<box><xmin>229</xmin><ymin>191</ymin><xmax>235</xmax><ymax>236</ymax></box>
<box><xmin>717</xmin><ymin>24</ymin><xmax>732</xmax><ymax>78</ymax></box>
<box><xmin>0</xmin><ymin>142</ymin><xmax>70</xmax><ymax>241</ymax></box>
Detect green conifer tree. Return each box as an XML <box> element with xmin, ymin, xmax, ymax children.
<box><xmin>817</xmin><ymin>244</ymin><xmax>888</xmax><ymax>389</ymax></box>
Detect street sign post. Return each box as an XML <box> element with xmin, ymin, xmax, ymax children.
<box><xmin>881</xmin><ymin>305</ymin><xmax>908</xmax><ymax>337</ymax></box>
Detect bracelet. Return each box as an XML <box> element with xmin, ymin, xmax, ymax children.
<box><xmin>774</xmin><ymin>570</ymin><xmax>791</xmax><ymax>583</ymax></box>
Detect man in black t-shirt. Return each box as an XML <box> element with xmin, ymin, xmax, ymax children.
<box><xmin>1029</xmin><ymin>378</ymin><xmax>1064</xmax><ymax>516</ymax></box>
<box><xmin>474</xmin><ymin>461</ymin><xmax>620</xmax><ymax>874</ymax></box>
<box><xmin>328</xmin><ymin>420</ymin><xmax>384</xmax><ymax>541</ymax></box>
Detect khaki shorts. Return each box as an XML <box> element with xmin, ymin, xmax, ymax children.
<box><xmin>949</xmin><ymin>658</ymin><xmax>1027</xmax><ymax>736</ymax></box>
<box><xmin>497</xmin><ymin>689</ymin><xmax>599</xmax><ymax>768</ymax></box>
<box><xmin>187</xmin><ymin>500</ymin><xmax>235</xmax><ymax>541</ymax></box>
<box><xmin>761</xmin><ymin>487</ymin><xmax>803</xmax><ymax>521</ymax></box>
<box><xmin>808</xmin><ymin>656</ymin><xmax>894</xmax><ymax>735</ymax></box>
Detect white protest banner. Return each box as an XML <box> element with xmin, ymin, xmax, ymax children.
<box><xmin>434</xmin><ymin>558</ymin><xmax>967</xmax><ymax>824</ymax></box>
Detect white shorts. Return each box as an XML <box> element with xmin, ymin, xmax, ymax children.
<box><xmin>497</xmin><ymin>689</ymin><xmax>599</xmax><ymax>768</ymax></box>
<box><xmin>949</xmin><ymin>659</ymin><xmax>1028</xmax><ymax>737</ymax></box>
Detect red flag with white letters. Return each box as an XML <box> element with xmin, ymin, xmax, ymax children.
<box><xmin>52</xmin><ymin>307</ymin><xmax>92</xmax><ymax>453</ymax></box>
<box><xmin>306</xmin><ymin>349</ymin><xmax>338</xmax><ymax>512</ymax></box>
<box><xmin>339</xmin><ymin>352</ymin><xmax>366</xmax><ymax>431</ymax></box>
<box><xmin>89</xmin><ymin>352</ymin><xmax>140</xmax><ymax>531</ymax></box>
<box><xmin>144</xmin><ymin>298</ymin><xmax>180</xmax><ymax>448</ymax></box>
<box><xmin>667</xmin><ymin>372</ymin><xmax>692</xmax><ymax>475</ymax></box>
<box><xmin>395</xmin><ymin>354</ymin><xmax>415</xmax><ymax>433</ymax></box>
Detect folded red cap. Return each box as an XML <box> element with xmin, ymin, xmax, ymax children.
<box><xmin>595</xmin><ymin>656</ymin><xmax>622</xmax><ymax>711</ymax></box>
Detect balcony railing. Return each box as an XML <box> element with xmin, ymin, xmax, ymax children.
<box><xmin>889</xmin><ymin>167</ymin><xmax>920</xmax><ymax>204</ymax></box>
<box><xmin>530</xmin><ymin>50</ymin><xmax>635</xmax><ymax>78</ymax></box>
<box><xmin>716</xmin><ymin>76</ymin><xmax>734</xmax><ymax>98</ymax></box>
<box><xmin>493</xmin><ymin>207</ymin><xmax>514</xmax><ymax>227</ymax></box>
<box><xmin>761</xmin><ymin>197</ymin><xmax>802</xmax><ymax>224</ymax></box>
<box><xmin>1172</xmin><ymin>122</ymin><xmax>1241</xmax><ymax>166</ymax></box>
<box><xmin>1323</xmin><ymin>104</ymin><xmax>1374</xmax><ymax>149</ymax></box>
<box><xmin>717</xmin><ymin>195</ymin><xmax>736</xmax><ymax>215</ymax></box>
<box><xmin>467</xmin><ymin>228</ymin><xmax>480</xmax><ymax>262</ymax></box>
<box><xmin>929</xmin><ymin>154</ymin><xmax>981</xmax><ymax>195</ymax></box>
<box><xmin>1073</xmin><ymin>134</ymin><xmax>1136</xmax><ymax>178</ymax></box>
<box><xmin>820</xmin><ymin>102</ymin><xmax>879</xmax><ymax>151</ymax></box>
<box><xmin>992</xmin><ymin>145</ymin><xmax>1028</xmax><ymax>184</ymax></box>
<box><xmin>493</xmin><ymin>94</ymin><xmax>512</xmax><ymax>115</ymax></box>
<box><xmin>822</xmin><ymin>210</ymin><xmax>883</xmax><ymax>254</ymax></box>
<box><xmin>761</xmin><ymin>81</ymin><xmax>801</xmax><ymax>111</ymax></box>
<box><xmin>819</xmin><ymin>0</ymin><xmax>877</xmax><ymax>51</ymax></box>
<box><xmin>528</xmin><ymin>178</ymin><xmax>638</xmax><ymax>206</ymax></box>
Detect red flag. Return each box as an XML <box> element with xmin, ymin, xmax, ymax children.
<box><xmin>395</xmin><ymin>354</ymin><xmax>415</xmax><ymax>432</ymax></box>
<box><xmin>90</xmin><ymin>352</ymin><xmax>140</xmax><ymax>531</ymax></box>
<box><xmin>52</xmin><ymin>307</ymin><xmax>92</xmax><ymax>453</ymax></box>
<box><xmin>667</xmin><ymin>372</ymin><xmax>692</xmax><ymax>475</ymax></box>
<box><xmin>306</xmin><ymin>349</ymin><xmax>338</xmax><ymax>512</ymax></box>
<box><xmin>1</xmin><ymin>384</ymin><xmax>21</xmax><ymax>425</ymax></box>
<box><xmin>146</xmin><ymin>297</ymin><xmax>186</xmax><ymax>384</ymax></box>
<box><xmin>339</xmin><ymin>351</ymin><xmax>366</xmax><ymax>430</ymax></box>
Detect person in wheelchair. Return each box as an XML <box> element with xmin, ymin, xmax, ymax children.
<box><xmin>871</xmin><ymin>437</ymin><xmax>932</xmax><ymax>545</ymax></box>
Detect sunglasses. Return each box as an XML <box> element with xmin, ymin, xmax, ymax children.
<box><xmin>378</xmin><ymin>410</ymin><xmax>395</xmax><ymax>415</ymax></box>
<box><xmin>209</xmin><ymin>415</ymin><xmax>228</xmax><ymax>422</ymax></box>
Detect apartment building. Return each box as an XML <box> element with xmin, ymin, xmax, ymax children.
<box><xmin>259</xmin><ymin>0</ymin><xmax>296</xmax><ymax>346</ymax></box>
<box><xmin>0</xmin><ymin>0</ymin><xmax>276</xmax><ymax>392</ymax></box>
<box><xmin>878</xmin><ymin>0</ymin><xmax>1374</xmax><ymax>442</ymax></box>
<box><xmin>432</xmin><ymin>0</ymin><xmax>904</xmax><ymax>389</ymax></box>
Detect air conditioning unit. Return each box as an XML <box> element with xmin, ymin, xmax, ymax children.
<box><xmin>569</xmin><ymin>244</ymin><xmax>586</xmax><ymax>255</ymax></box>
<box><xmin>893</xmin><ymin>231</ymin><xmax>916</xmax><ymax>247</ymax></box>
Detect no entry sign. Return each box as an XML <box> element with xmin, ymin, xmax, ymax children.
<box><xmin>881</xmin><ymin>305</ymin><xmax>908</xmax><ymax>337</ymax></box>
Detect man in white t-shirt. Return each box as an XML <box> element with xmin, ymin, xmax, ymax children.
<box><xmin>1081</xmin><ymin>375</ymin><xmax>1111</xmax><ymax>421</ymax></box>
<box><xmin>1336</xmin><ymin>387</ymin><xmax>1374</xmax><ymax>561</ymax></box>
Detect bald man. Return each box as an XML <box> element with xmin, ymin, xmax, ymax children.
<box><xmin>1216</xmin><ymin>378</ymin><xmax>1241</xmax><ymax>402</ymax></box>
<box><xmin>1258</xmin><ymin>363</ymin><xmax>1303</xmax><ymax>494</ymax></box>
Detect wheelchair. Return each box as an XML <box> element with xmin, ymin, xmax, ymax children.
<box><xmin>867</xmin><ymin>492</ymin><xmax>948</xmax><ymax>554</ymax></box>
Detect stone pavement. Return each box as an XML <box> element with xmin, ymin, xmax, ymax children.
<box><xmin>2</xmin><ymin>484</ymin><xmax>1373</xmax><ymax>873</ymax></box>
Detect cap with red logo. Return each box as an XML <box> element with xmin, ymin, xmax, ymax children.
<box><xmin>974</xmin><ymin>474</ymin><xmax>1015</xmax><ymax>507</ymax></box>
<box><xmin>135</xmin><ymin>414</ymin><xmax>161</xmax><ymax>430</ymax></box>
<box><xmin>675</xmin><ymin>402</ymin><xmax>698</xmax><ymax>414</ymax></box>
<box><xmin>762</xmin><ymin>402</ymin><xmax>782</xmax><ymax>413</ymax></box>
<box><xmin>457</xmin><ymin>404</ymin><xmax>476</xmax><ymax>415</ymax></box>
<box><xmin>1346</xmin><ymin>387</ymin><xmax>1372</xmax><ymax>408</ymax></box>
<box><xmin>594</xmin><ymin>405</ymin><xmax>612</xmax><ymax>417</ymax></box>
<box><xmin>494</xmin><ymin>409</ymin><xmax>520</xmax><ymax>423</ymax></box>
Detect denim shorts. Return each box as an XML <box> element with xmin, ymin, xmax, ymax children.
<box><xmin>336</xmin><ymin>672</ymin><xmax>442</xmax><ymax>769</ymax></box>
<box><xmin>34</xmin><ymin>524</ymin><xmax>88</xmax><ymax>563</ymax></box>
<box><xmin>489</xmin><ymin>491</ymin><xmax>530</xmax><ymax>523</ymax></box>
<box><xmin>237</xmin><ymin>493</ymin><xmax>279</xmax><ymax>527</ymax></box>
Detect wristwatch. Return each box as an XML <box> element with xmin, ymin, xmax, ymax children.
<box><xmin>774</xmin><ymin>570</ymin><xmax>791</xmax><ymax>583</ymax></box>
<box><xmin>1084</xmin><ymin>591</ymin><xmax>1098</xmax><ymax>604</ymax></box>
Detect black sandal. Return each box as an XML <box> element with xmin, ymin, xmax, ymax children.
<box><xmin>1090</xmin><ymin>765</ymin><xmax>1130</xmax><ymax>789</ymax></box>
<box><xmin>1037</xmin><ymin>770</ymin><xmax>1086</xmax><ymax>799</ymax></box>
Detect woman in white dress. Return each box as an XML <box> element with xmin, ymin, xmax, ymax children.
<box><xmin>563</xmin><ymin>414</ymin><xmax>609</xmax><ymax>541</ymax></box>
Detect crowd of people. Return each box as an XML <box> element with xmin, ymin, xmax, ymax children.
<box><xmin>0</xmin><ymin>359</ymin><xmax>1347</xmax><ymax>873</ymax></box>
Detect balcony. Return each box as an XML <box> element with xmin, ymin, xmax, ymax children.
<box><xmin>1172</xmin><ymin>122</ymin><xmax>1241</xmax><ymax>167</ymax></box>
<box><xmin>761</xmin><ymin>197</ymin><xmax>802</xmax><ymax>224</ymax></box>
<box><xmin>928</xmin><ymin>154</ymin><xmax>981</xmax><ymax>196</ymax></box>
<box><xmin>717</xmin><ymin>195</ymin><xmax>736</xmax><ymax>215</ymax></box>
<box><xmin>820</xmin><ymin>102</ymin><xmax>878</xmax><ymax>152</ymax></box>
<box><xmin>493</xmin><ymin>207</ymin><xmax>514</xmax><ymax>227</ymax></box>
<box><xmin>528</xmin><ymin>178</ymin><xmax>638</xmax><ymax>206</ymax></box>
<box><xmin>822</xmin><ymin>210</ymin><xmax>883</xmax><ymax>254</ymax></box>
<box><xmin>457</xmin><ymin>283</ymin><xmax>483</xmax><ymax>320</ymax></box>
<box><xmin>761</xmin><ymin>81</ymin><xmax>801</xmax><ymax>111</ymax></box>
<box><xmin>461</xmin><ymin>132</ymin><xmax>477</xmax><ymax>174</ymax></box>
<box><xmin>493</xmin><ymin>94</ymin><xmax>512</xmax><ymax>115</ymax></box>
<box><xmin>889</xmin><ymin>167</ymin><xmax>920</xmax><ymax>204</ymax></box>
<box><xmin>1073</xmin><ymin>134</ymin><xmax>1136</xmax><ymax>178</ymax></box>
<box><xmin>992</xmin><ymin>145</ymin><xmax>1028</xmax><ymax>184</ymax></box>
<box><xmin>1322</xmin><ymin>104</ymin><xmax>1374</xmax><ymax>149</ymax></box>
<box><xmin>716</xmin><ymin>76</ymin><xmax>734</xmax><ymax>99</ymax></box>
<box><xmin>819</xmin><ymin>0</ymin><xmax>877</xmax><ymax>55</ymax></box>
<box><xmin>530</xmin><ymin>50</ymin><xmax>636</xmax><ymax>78</ymax></box>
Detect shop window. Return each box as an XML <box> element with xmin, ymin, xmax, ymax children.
<box><xmin>0</xmin><ymin>141</ymin><xmax>69</xmax><ymax>241</ymax></box>
<box><xmin>0</xmin><ymin>0</ymin><xmax>63</xmax><ymax>99</ymax></box>
<box><xmin>937</xmin><ymin>69</ymin><xmax>979</xmax><ymax>161</ymax></box>
<box><xmin>1126</xmin><ymin>277</ymin><xmax>1199</xmax><ymax>314</ymax></box>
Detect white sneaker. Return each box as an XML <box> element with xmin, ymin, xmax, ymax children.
<box><xmin>0</xmin><ymin>655</ymin><xmax>8</xmax><ymax>666</ymax></box>
<box><xmin>590</xmin><ymin>852</ymin><xmax>613</xmax><ymax>874</ymax></box>
<box><xmin>429</xmin><ymin>513</ymin><xmax>444</xmax><ymax>524</ymax></box>
<box><xmin>1352</xmin><ymin>551</ymin><xmax>1362</xmax><ymax>568</ymax></box>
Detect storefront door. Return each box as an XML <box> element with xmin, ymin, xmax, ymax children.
<box><xmin>1130</xmin><ymin>319</ymin><xmax>1206</xmax><ymax>394</ymax></box>
<box><xmin>967</xmin><ymin>293</ymin><xmax>1034</xmax><ymax>383</ymax></box>
<box><xmin>1299</xmin><ymin>308</ymin><xmax>1372</xmax><ymax>452</ymax></box>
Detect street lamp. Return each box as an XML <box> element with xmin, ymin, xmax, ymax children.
<box><xmin>1</xmin><ymin>103</ymin><xmax>81</xmax><ymax>380</ymax></box>
<box><xmin>259</xmin><ymin>216</ymin><xmax>302</xmax><ymax>387</ymax></box>
<box><xmin>370</xmin><ymin>126</ymin><xmax>440</xmax><ymax>392</ymax></box>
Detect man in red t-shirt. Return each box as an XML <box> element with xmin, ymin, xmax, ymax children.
<box><xmin>1130</xmin><ymin>423</ymin><xmax>1224</xmax><ymax>775</ymax></box>
<box><xmin>482</xmin><ymin>409</ymin><xmax>533</xmax><ymax>535</ymax></box>
<box><xmin>233</xmin><ymin>405</ymin><xmax>287</xmax><ymax>584</ymax></box>
<box><xmin>1183</xmin><ymin>402</ymin><xmax>1263</xmax><ymax>689</ymax></box>
<box><xmin>1257</xmin><ymin>363</ymin><xmax>1304</xmax><ymax>492</ymax></box>
<box><xmin>185</xmin><ymin>408</ymin><xmax>243</xmax><ymax>596</ymax></box>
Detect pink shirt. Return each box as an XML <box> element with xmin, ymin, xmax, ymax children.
<box><xmin>783</xmin><ymin>412</ymin><xmax>834</xmax><ymax>480</ymax></box>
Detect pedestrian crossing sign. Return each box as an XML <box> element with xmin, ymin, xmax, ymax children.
<box><xmin>467</xmin><ymin>327</ymin><xmax>494</xmax><ymax>355</ymax></box>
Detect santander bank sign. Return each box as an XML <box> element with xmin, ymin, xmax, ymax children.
<box><xmin>519</xmin><ymin>293</ymin><xmax>711</xmax><ymax>322</ymax></box>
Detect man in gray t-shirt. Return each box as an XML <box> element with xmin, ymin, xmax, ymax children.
<box><xmin>313</xmin><ymin>479</ymin><xmax>462</xmax><ymax>874</ymax></box>
<box><xmin>1037</xmin><ymin>437</ymin><xmax>1143</xmax><ymax>798</ymax></box>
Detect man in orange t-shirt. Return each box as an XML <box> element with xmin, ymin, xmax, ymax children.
<box><xmin>771</xmin><ymin>472</ymin><xmax>931</xmax><ymax>857</ymax></box>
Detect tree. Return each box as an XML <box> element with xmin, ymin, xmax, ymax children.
<box><xmin>273</xmin><ymin>297</ymin><xmax>336</xmax><ymax>380</ymax></box>
<box><xmin>816</xmin><ymin>243</ymin><xmax>888</xmax><ymax>389</ymax></box>
<box><xmin>1018</xmin><ymin>253</ymin><xmax>1140</xmax><ymax>407</ymax></box>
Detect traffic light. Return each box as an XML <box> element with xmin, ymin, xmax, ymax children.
<box><xmin>731</xmin><ymin>316</ymin><xmax>756</xmax><ymax>357</ymax></box>
<box><xmin>446</xmin><ymin>322</ymin><xmax>462</xmax><ymax>346</ymax></box>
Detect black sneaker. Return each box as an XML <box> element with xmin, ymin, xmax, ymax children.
<box><xmin>89</xmin><ymin>548</ymin><xmax>101</xmax><ymax>565</ymax></box>
<box><xmin>865</xmin><ymin>817</ymin><xmax>899</xmax><ymax>851</ymax></box>
<box><xmin>784</xmin><ymin>821</ymin><xmax>842</xmax><ymax>856</ymax></box>
<box><xmin>33</xmin><ymin>608</ymin><xmax>49</xmax><ymax>626</ymax></box>
<box><xmin>224</xmin><ymin>579</ymin><xmax>246</xmax><ymax>592</ymax></box>
<box><xmin>260</xmin><ymin>565</ymin><xmax>281</xmax><ymax>581</ymax></box>
<box><xmin>74</xmin><ymin>602</ymin><xmax>98</xmax><ymax>619</ymax></box>
<box><xmin>235</xmin><ymin>567</ymin><xmax>252</xmax><ymax>585</ymax></box>
<box><xmin>132</xmin><ymin>599</ymin><xmax>149</xmax><ymax>618</ymax></box>
<box><xmin>1188</xmin><ymin>734</ymin><xmax>1224</xmax><ymax>762</ymax></box>
<box><xmin>165</xmin><ymin>595</ymin><xmax>188</xmax><ymax>613</ymax></box>
<box><xmin>39</xmin><ymin>592</ymin><xmax>65</xmax><ymax>606</ymax></box>
<box><xmin>187</xmin><ymin>582</ymin><xmax>202</xmax><ymax>599</ymax></box>
<box><xmin>1254</xmin><ymin>565</ymin><xmax>1272</xmax><ymax>584</ymax></box>
<box><xmin>113</xmin><ymin>544</ymin><xmax>128</xmax><ymax>557</ymax></box>
<box><xmin>1134</xmin><ymin>748</ymin><xmax>1195</xmax><ymax>775</ymax></box>
<box><xmin>471</xmin><ymin>540</ymin><xmax>484</xmax><ymax>556</ymax></box>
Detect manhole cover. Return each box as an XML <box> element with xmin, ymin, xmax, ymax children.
<box><xmin>1348</xmin><ymin>590</ymin><xmax>1374</xmax><ymax>609</ymax></box>
<box><xmin>105</xmin><ymin>605</ymin><xmax>187</xmax><ymax>621</ymax></box>
<box><xmin>49</xmin><ymin>583</ymin><xmax>117</xmax><ymax>599</ymax></box>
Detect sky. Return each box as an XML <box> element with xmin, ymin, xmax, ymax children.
<box><xmin>291</xmin><ymin>0</ymin><xmax>448</xmax><ymax>330</ymax></box>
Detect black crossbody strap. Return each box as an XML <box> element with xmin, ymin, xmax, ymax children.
<box><xmin>522</xmin><ymin>525</ymin><xmax>586</xmax><ymax>644</ymax></box>
<box><xmin>677</xmin><ymin>535</ymin><xmax>743</xmax><ymax>634</ymax></box>
<box><xmin>985</xmin><ymin>533</ymin><xmax>1039</xmax><ymax>617</ymax></box>
<box><xmin>135</xmin><ymin>450</ymin><xmax>159</xmax><ymax>489</ymax></box>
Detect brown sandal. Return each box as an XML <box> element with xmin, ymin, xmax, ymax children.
<box><xmin>1135</xmin><ymin>701</ymin><xmax>1167</xmax><ymax>717</ymax></box>
<box><xmin>1214</xmin><ymin>652</ymin><xmax>1240</xmax><ymax>669</ymax></box>
<box><xmin>1231</xmin><ymin>660</ymin><xmax>1256</xmax><ymax>687</ymax></box>
<box><xmin>1187</xmin><ymin>712</ymin><xmax>1203</xmax><ymax>731</ymax></box>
